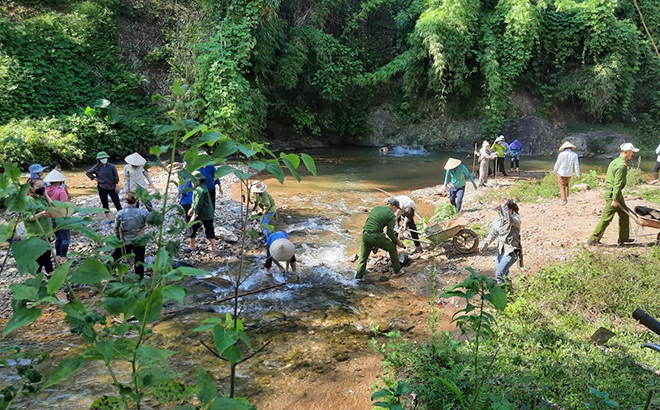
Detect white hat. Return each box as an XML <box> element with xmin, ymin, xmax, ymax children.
<box><xmin>43</xmin><ymin>170</ymin><xmax>68</xmax><ymax>183</ymax></box>
<box><xmin>620</xmin><ymin>142</ymin><xmax>639</xmax><ymax>152</ymax></box>
<box><xmin>270</xmin><ymin>238</ymin><xmax>295</xmax><ymax>261</ymax></box>
<box><xmin>495</xmin><ymin>135</ymin><xmax>505</xmax><ymax>143</ymax></box>
<box><xmin>558</xmin><ymin>141</ymin><xmax>577</xmax><ymax>151</ymax></box>
<box><xmin>444</xmin><ymin>158</ymin><xmax>462</xmax><ymax>170</ymax></box>
<box><xmin>125</xmin><ymin>153</ymin><xmax>147</xmax><ymax>166</ymax></box>
<box><xmin>251</xmin><ymin>181</ymin><xmax>267</xmax><ymax>193</ymax></box>
<box><xmin>482</xmin><ymin>140</ymin><xmax>490</xmax><ymax>147</ymax></box>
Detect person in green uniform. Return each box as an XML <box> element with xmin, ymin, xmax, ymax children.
<box><xmin>23</xmin><ymin>178</ymin><xmax>54</xmax><ymax>276</ymax></box>
<box><xmin>251</xmin><ymin>181</ymin><xmax>277</xmax><ymax>236</ymax></box>
<box><xmin>185</xmin><ymin>171</ymin><xmax>218</xmax><ymax>252</ymax></box>
<box><xmin>355</xmin><ymin>198</ymin><xmax>404</xmax><ymax>280</ymax></box>
<box><xmin>588</xmin><ymin>143</ymin><xmax>639</xmax><ymax>246</ymax></box>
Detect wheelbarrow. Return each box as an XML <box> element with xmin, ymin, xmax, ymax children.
<box><xmin>622</xmin><ymin>206</ymin><xmax>660</xmax><ymax>243</ymax></box>
<box><xmin>424</xmin><ymin>217</ymin><xmax>480</xmax><ymax>254</ymax></box>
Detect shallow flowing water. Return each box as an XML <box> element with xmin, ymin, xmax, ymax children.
<box><xmin>2</xmin><ymin>146</ymin><xmax>653</xmax><ymax>408</ymax></box>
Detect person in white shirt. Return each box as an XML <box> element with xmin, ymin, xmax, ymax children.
<box><xmin>393</xmin><ymin>195</ymin><xmax>422</xmax><ymax>252</ymax></box>
<box><xmin>124</xmin><ymin>153</ymin><xmax>154</xmax><ymax>210</ymax></box>
<box><xmin>553</xmin><ymin>141</ymin><xmax>580</xmax><ymax>205</ymax></box>
<box><xmin>652</xmin><ymin>143</ymin><xmax>660</xmax><ymax>183</ymax></box>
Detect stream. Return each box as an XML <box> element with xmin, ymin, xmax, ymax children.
<box><xmin>1</xmin><ymin>146</ymin><xmax>651</xmax><ymax>408</ymax></box>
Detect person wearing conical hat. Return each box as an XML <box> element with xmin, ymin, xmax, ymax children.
<box><xmin>44</xmin><ymin>170</ymin><xmax>71</xmax><ymax>264</ymax></box>
<box><xmin>553</xmin><ymin>141</ymin><xmax>580</xmax><ymax>205</ymax></box>
<box><xmin>442</xmin><ymin>158</ymin><xmax>477</xmax><ymax>212</ymax></box>
<box><xmin>124</xmin><ymin>153</ymin><xmax>153</xmax><ymax>211</ymax></box>
<box><xmin>48</xmin><ymin>162</ymin><xmax>69</xmax><ymax>196</ymax></box>
<box><xmin>251</xmin><ymin>181</ymin><xmax>277</xmax><ymax>237</ymax></box>
<box><xmin>86</xmin><ymin>151</ymin><xmax>122</xmax><ymax>223</ymax></box>
<box><xmin>588</xmin><ymin>143</ymin><xmax>639</xmax><ymax>246</ymax></box>
<box><xmin>478</xmin><ymin>141</ymin><xmax>498</xmax><ymax>188</ymax></box>
<box><xmin>264</xmin><ymin>231</ymin><xmax>297</xmax><ymax>274</ymax></box>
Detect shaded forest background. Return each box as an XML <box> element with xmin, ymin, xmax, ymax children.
<box><xmin>1</xmin><ymin>0</ymin><xmax>660</xmax><ymax>164</ymax></box>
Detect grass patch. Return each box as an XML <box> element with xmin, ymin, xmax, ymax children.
<box><xmin>374</xmin><ymin>248</ymin><xmax>660</xmax><ymax>409</ymax></box>
<box><xmin>478</xmin><ymin>171</ymin><xmax>603</xmax><ymax>203</ymax></box>
<box><xmin>640</xmin><ymin>188</ymin><xmax>660</xmax><ymax>205</ymax></box>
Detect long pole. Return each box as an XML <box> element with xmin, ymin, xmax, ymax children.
<box><xmin>472</xmin><ymin>143</ymin><xmax>477</xmax><ymax>177</ymax></box>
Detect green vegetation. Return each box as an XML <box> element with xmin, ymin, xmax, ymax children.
<box><xmin>374</xmin><ymin>249</ymin><xmax>660</xmax><ymax>409</ymax></box>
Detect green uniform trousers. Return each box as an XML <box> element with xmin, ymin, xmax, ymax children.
<box><xmin>356</xmin><ymin>233</ymin><xmax>401</xmax><ymax>278</ymax></box>
<box><xmin>589</xmin><ymin>193</ymin><xmax>630</xmax><ymax>242</ymax></box>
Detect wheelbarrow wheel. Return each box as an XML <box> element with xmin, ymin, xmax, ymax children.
<box><xmin>453</xmin><ymin>229</ymin><xmax>479</xmax><ymax>254</ymax></box>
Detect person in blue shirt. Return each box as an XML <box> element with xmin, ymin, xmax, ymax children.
<box><xmin>197</xmin><ymin>165</ymin><xmax>223</xmax><ymax>209</ymax></box>
<box><xmin>442</xmin><ymin>158</ymin><xmax>477</xmax><ymax>212</ymax></box>
<box><xmin>264</xmin><ymin>231</ymin><xmax>297</xmax><ymax>274</ymax></box>
<box><xmin>178</xmin><ymin>178</ymin><xmax>194</xmax><ymax>236</ymax></box>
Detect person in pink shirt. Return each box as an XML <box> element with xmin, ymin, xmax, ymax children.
<box><xmin>44</xmin><ymin>170</ymin><xmax>71</xmax><ymax>264</ymax></box>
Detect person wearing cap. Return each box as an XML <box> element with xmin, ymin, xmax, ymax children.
<box><xmin>264</xmin><ymin>231</ymin><xmax>297</xmax><ymax>274</ymax></box>
<box><xmin>588</xmin><ymin>143</ymin><xmax>639</xmax><ymax>246</ymax></box>
<box><xmin>479</xmin><ymin>199</ymin><xmax>521</xmax><ymax>285</ymax></box>
<box><xmin>393</xmin><ymin>195</ymin><xmax>422</xmax><ymax>252</ymax></box>
<box><xmin>44</xmin><ymin>170</ymin><xmax>71</xmax><ymax>264</ymax></box>
<box><xmin>124</xmin><ymin>153</ymin><xmax>154</xmax><ymax>211</ymax></box>
<box><xmin>28</xmin><ymin>164</ymin><xmax>48</xmax><ymax>179</ymax></box>
<box><xmin>356</xmin><ymin>198</ymin><xmax>404</xmax><ymax>280</ymax></box>
<box><xmin>113</xmin><ymin>193</ymin><xmax>150</xmax><ymax>278</ymax></box>
<box><xmin>178</xmin><ymin>176</ymin><xmax>194</xmax><ymax>237</ymax></box>
<box><xmin>198</xmin><ymin>165</ymin><xmax>223</xmax><ymax>210</ymax></box>
<box><xmin>492</xmin><ymin>136</ymin><xmax>508</xmax><ymax>176</ymax></box>
<box><xmin>553</xmin><ymin>141</ymin><xmax>581</xmax><ymax>205</ymax></box>
<box><xmin>86</xmin><ymin>151</ymin><xmax>122</xmax><ymax>223</ymax></box>
<box><xmin>251</xmin><ymin>181</ymin><xmax>277</xmax><ymax>237</ymax></box>
<box><xmin>509</xmin><ymin>139</ymin><xmax>522</xmax><ymax>172</ymax></box>
<box><xmin>478</xmin><ymin>141</ymin><xmax>498</xmax><ymax>187</ymax></box>
<box><xmin>23</xmin><ymin>177</ymin><xmax>54</xmax><ymax>276</ymax></box>
<box><xmin>442</xmin><ymin>158</ymin><xmax>477</xmax><ymax>212</ymax></box>
<box><xmin>186</xmin><ymin>170</ymin><xmax>219</xmax><ymax>252</ymax></box>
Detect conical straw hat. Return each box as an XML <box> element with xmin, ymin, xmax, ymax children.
<box><xmin>558</xmin><ymin>141</ymin><xmax>576</xmax><ymax>151</ymax></box>
<box><xmin>270</xmin><ymin>238</ymin><xmax>295</xmax><ymax>261</ymax></box>
<box><xmin>444</xmin><ymin>158</ymin><xmax>462</xmax><ymax>170</ymax></box>
<box><xmin>125</xmin><ymin>153</ymin><xmax>146</xmax><ymax>166</ymax></box>
<box><xmin>43</xmin><ymin>170</ymin><xmax>68</xmax><ymax>183</ymax></box>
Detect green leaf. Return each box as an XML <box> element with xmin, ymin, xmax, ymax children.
<box><xmin>163</xmin><ymin>285</ymin><xmax>186</xmax><ymax>304</ymax></box>
<box><xmin>3</xmin><ymin>307</ymin><xmax>42</xmax><ymax>337</ymax></box>
<box><xmin>208</xmin><ymin>397</ymin><xmax>253</xmax><ymax>410</ymax></box>
<box><xmin>371</xmin><ymin>389</ymin><xmax>392</xmax><ymax>400</ymax></box>
<box><xmin>154</xmin><ymin>124</ymin><xmax>181</xmax><ymax>136</ymax></box>
<box><xmin>137</xmin><ymin>344</ymin><xmax>176</xmax><ymax>367</ymax></box>
<box><xmin>199</xmin><ymin>131</ymin><xmax>223</xmax><ymax>146</ymax></box>
<box><xmin>301</xmin><ymin>153</ymin><xmax>317</xmax><ymax>176</ymax></box>
<box><xmin>183</xmin><ymin>149</ymin><xmax>213</xmax><ymax>174</ymax></box>
<box><xmin>182</xmin><ymin>123</ymin><xmax>207</xmax><ymax>141</ymax></box>
<box><xmin>135</xmin><ymin>289</ymin><xmax>163</xmax><ymax>324</ymax></box>
<box><xmin>172</xmin><ymin>79</ymin><xmax>187</xmax><ymax>97</ymax></box>
<box><xmin>150</xmin><ymin>145</ymin><xmax>170</xmax><ymax>156</ymax></box>
<box><xmin>265</xmin><ymin>161</ymin><xmax>284</xmax><ymax>184</ymax></box>
<box><xmin>155</xmin><ymin>248</ymin><xmax>173</xmax><ymax>276</ymax></box>
<box><xmin>12</xmin><ymin>239</ymin><xmax>51</xmax><ymax>275</ymax></box>
<box><xmin>215</xmin><ymin>166</ymin><xmax>234</xmax><ymax>179</ymax></box>
<box><xmin>171</xmin><ymin>267</ymin><xmax>209</xmax><ymax>277</ymax></box>
<box><xmin>196</xmin><ymin>366</ymin><xmax>217</xmax><ymax>406</ymax></box>
<box><xmin>70</xmin><ymin>258</ymin><xmax>113</xmax><ymax>285</ymax></box>
<box><xmin>44</xmin><ymin>356</ymin><xmax>86</xmax><ymax>387</ymax></box>
<box><xmin>238</xmin><ymin>145</ymin><xmax>257</xmax><ymax>158</ymax></box>
<box><xmin>96</xmin><ymin>339</ymin><xmax>115</xmax><ymax>365</ymax></box>
<box><xmin>282</xmin><ymin>153</ymin><xmax>301</xmax><ymax>169</ymax></box>
<box><xmin>10</xmin><ymin>284</ymin><xmax>39</xmax><ymax>301</ymax></box>
<box><xmin>212</xmin><ymin>326</ymin><xmax>239</xmax><ymax>356</ymax></box>
<box><xmin>213</xmin><ymin>140</ymin><xmax>239</xmax><ymax>159</ymax></box>
<box><xmin>489</xmin><ymin>285</ymin><xmax>507</xmax><ymax>310</ymax></box>
<box><xmin>224</xmin><ymin>345</ymin><xmax>241</xmax><ymax>366</ymax></box>
<box><xmin>47</xmin><ymin>260</ymin><xmax>73</xmax><ymax>295</ymax></box>
<box><xmin>281</xmin><ymin>158</ymin><xmax>301</xmax><ymax>182</ymax></box>
<box><xmin>247</xmin><ymin>161</ymin><xmax>266</xmax><ymax>172</ymax></box>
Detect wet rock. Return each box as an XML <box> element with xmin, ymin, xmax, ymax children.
<box><xmin>357</xmin><ymin>206</ymin><xmax>369</xmax><ymax>213</ymax></box>
<box><xmin>573</xmin><ymin>183</ymin><xmax>589</xmax><ymax>192</ymax></box>
<box><xmin>216</xmin><ymin>227</ymin><xmax>239</xmax><ymax>243</ymax></box>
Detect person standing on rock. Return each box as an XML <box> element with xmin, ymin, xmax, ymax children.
<box><xmin>264</xmin><ymin>231</ymin><xmax>297</xmax><ymax>275</ymax></box>
<box><xmin>478</xmin><ymin>141</ymin><xmax>498</xmax><ymax>187</ymax></box>
<box><xmin>185</xmin><ymin>170</ymin><xmax>219</xmax><ymax>253</ymax></box>
<box><xmin>355</xmin><ymin>198</ymin><xmax>404</xmax><ymax>280</ymax></box>
<box><xmin>393</xmin><ymin>195</ymin><xmax>422</xmax><ymax>253</ymax></box>
<box><xmin>442</xmin><ymin>158</ymin><xmax>477</xmax><ymax>212</ymax></box>
<box><xmin>123</xmin><ymin>153</ymin><xmax>154</xmax><ymax>210</ymax></box>
<box><xmin>251</xmin><ymin>181</ymin><xmax>277</xmax><ymax>237</ymax></box>
<box><xmin>588</xmin><ymin>143</ymin><xmax>639</xmax><ymax>246</ymax></box>
<box><xmin>479</xmin><ymin>199</ymin><xmax>521</xmax><ymax>285</ymax></box>
<box><xmin>553</xmin><ymin>141</ymin><xmax>581</xmax><ymax>205</ymax></box>
<box><xmin>178</xmin><ymin>176</ymin><xmax>194</xmax><ymax>238</ymax></box>
<box><xmin>492</xmin><ymin>136</ymin><xmax>508</xmax><ymax>176</ymax></box>
<box><xmin>44</xmin><ymin>170</ymin><xmax>71</xmax><ymax>265</ymax></box>
<box><xmin>86</xmin><ymin>151</ymin><xmax>122</xmax><ymax>224</ymax></box>
<box><xmin>113</xmin><ymin>193</ymin><xmax>149</xmax><ymax>279</ymax></box>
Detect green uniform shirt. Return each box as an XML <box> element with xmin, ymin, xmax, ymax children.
<box><xmin>605</xmin><ymin>156</ymin><xmax>628</xmax><ymax>203</ymax></box>
<box><xmin>24</xmin><ymin>195</ymin><xmax>52</xmax><ymax>238</ymax></box>
<box><xmin>443</xmin><ymin>164</ymin><xmax>475</xmax><ymax>189</ymax></box>
<box><xmin>363</xmin><ymin>206</ymin><xmax>397</xmax><ymax>243</ymax></box>
<box><xmin>492</xmin><ymin>144</ymin><xmax>504</xmax><ymax>158</ymax></box>
<box><xmin>254</xmin><ymin>191</ymin><xmax>276</xmax><ymax>214</ymax></box>
<box><xmin>192</xmin><ymin>185</ymin><xmax>214</xmax><ymax>220</ymax></box>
